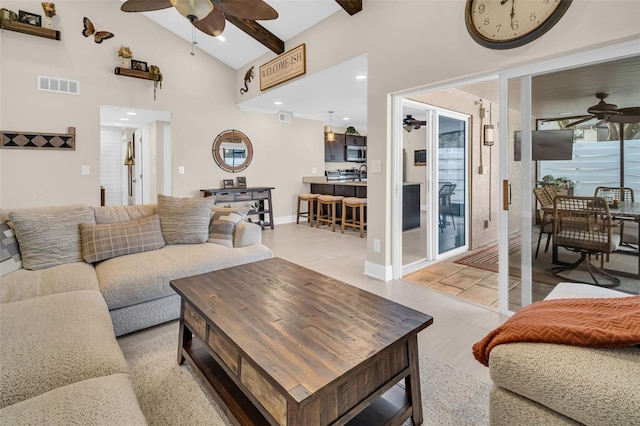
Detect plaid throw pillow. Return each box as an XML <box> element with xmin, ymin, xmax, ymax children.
<box><xmin>208</xmin><ymin>207</ymin><xmax>249</xmax><ymax>247</ymax></box>
<box><xmin>80</xmin><ymin>214</ymin><xmax>165</xmax><ymax>263</ymax></box>
<box><xmin>0</xmin><ymin>222</ymin><xmax>22</xmax><ymax>276</ymax></box>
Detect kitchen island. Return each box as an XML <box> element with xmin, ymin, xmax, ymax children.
<box><xmin>303</xmin><ymin>177</ymin><xmax>421</xmax><ymax>231</ymax></box>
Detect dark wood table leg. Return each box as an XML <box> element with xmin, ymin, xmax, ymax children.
<box><xmin>405</xmin><ymin>335</ymin><xmax>423</xmax><ymax>425</ymax></box>
<box><xmin>177</xmin><ymin>300</ymin><xmax>191</xmax><ymax>365</ymax></box>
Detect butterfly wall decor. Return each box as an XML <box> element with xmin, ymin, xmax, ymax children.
<box><xmin>82</xmin><ymin>17</ymin><xmax>114</xmax><ymax>44</ymax></box>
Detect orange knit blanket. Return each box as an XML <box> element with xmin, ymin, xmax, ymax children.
<box><xmin>472</xmin><ymin>296</ymin><xmax>640</xmax><ymax>367</ymax></box>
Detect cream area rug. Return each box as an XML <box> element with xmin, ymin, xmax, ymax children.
<box><xmin>120</xmin><ymin>323</ymin><xmax>490</xmax><ymax>426</ymax></box>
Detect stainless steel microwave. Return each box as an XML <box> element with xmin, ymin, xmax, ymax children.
<box><xmin>345</xmin><ymin>145</ymin><xmax>366</xmax><ymax>162</ymax></box>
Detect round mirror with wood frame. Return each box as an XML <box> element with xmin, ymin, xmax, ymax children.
<box><xmin>212</xmin><ymin>129</ymin><xmax>253</xmax><ymax>173</ymax></box>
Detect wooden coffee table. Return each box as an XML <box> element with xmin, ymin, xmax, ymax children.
<box><xmin>170</xmin><ymin>257</ymin><xmax>433</xmax><ymax>426</ymax></box>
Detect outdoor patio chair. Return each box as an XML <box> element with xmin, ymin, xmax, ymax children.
<box><xmin>439</xmin><ymin>183</ymin><xmax>457</xmax><ymax>233</ymax></box>
<box><xmin>551</xmin><ymin>195</ymin><xmax>621</xmax><ymax>287</ymax></box>
<box><xmin>533</xmin><ymin>188</ymin><xmax>554</xmax><ymax>258</ymax></box>
<box><xmin>594</xmin><ymin>186</ymin><xmax>636</xmax><ymax>248</ymax></box>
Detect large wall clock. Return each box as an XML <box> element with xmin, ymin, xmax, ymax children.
<box><xmin>465</xmin><ymin>0</ymin><xmax>572</xmax><ymax>49</ymax></box>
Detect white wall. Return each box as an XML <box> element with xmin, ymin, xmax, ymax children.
<box><xmin>0</xmin><ymin>1</ymin><xmax>323</xmax><ymax>221</ymax></box>
<box><xmin>237</xmin><ymin>0</ymin><xmax>640</xmax><ymax>271</ymax></box>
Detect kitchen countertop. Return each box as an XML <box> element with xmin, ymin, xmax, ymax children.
<box><xmin>303</xmin><ymin>177</ymin><xmax>420</xmax><ymax>187</ymax></box>
<box><xmin>303</xmin><ymin>177</ymin><xmax>367</xmax><ymax>186</ymax></box>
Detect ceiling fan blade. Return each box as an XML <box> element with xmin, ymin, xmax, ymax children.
<box><xmin>608</xmin><ymin>107</ymin><xmax>640</xmax><ymax>124</ymax></box>
<box><xmin>566</xmin><ymin>115</ymin><xmax>595</xmax><ymax>127</ymax></box>
<box><xmin>121</xmin><ymin>0</ymin><xmax>172</xmax><ymax>12</ymax></box>
<box><xmin>214</xmin><ymin>0</ymin><xmax>278</xmax><ymax>20</ymax></box>
<box><xmin>193</xmin><ymin>9</ymin><xmax>225</xmax><ymax>36</ymax></box>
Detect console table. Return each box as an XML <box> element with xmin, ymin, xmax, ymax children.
<box><xmin>201</xmin><ymin>187</ymin><xmax>274</xmax><ymax>230</ymax></box>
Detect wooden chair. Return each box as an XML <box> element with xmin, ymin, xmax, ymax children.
<box><xmin>551</xmin><ymin>195</ymin><xmax>621</xmax><ymax>287</ymax></box>
<box><xmin>533</xmin><ymin>188</ymin><xmax>554</xmax><ymax>258</ymax></box>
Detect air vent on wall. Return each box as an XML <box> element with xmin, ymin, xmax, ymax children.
<box><xmin>278</xmin><ymin>112</ymin><xmax>292</xmax><ymax>123</ymax></box>
<box><xmin>37</xmin><ymin>75</ymin><xmax>80</xmax><ymax>95</ymax></box>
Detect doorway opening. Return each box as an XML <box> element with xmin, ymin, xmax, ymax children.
<box><xmin>100</xmin><ymin>106</ymin><xmax>171</xmax><ymax>206</ymax></box>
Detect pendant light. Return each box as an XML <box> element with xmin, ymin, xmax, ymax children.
<box><xmin>326</xmin><ymin>111</ymin><xmax>335</xmax><ymax>142</ymax></box>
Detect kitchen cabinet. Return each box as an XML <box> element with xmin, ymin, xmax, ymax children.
<box><xmin>325</xmin><ymin>133</ymin><xmax>345</xmax><ymax>162</ymax></box>
<box><xmin>402</xmin><ymin>183</ymin><xmax>421</xmax><ymax>231</ymax></box>
<box><xmin>345</xmin><ymin>134</ymin><xmax>366</xmax><ymax>146</ymax></box>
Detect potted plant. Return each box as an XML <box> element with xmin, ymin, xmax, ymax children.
<box><xmin>345</xmin><ymin>126</ymin><xmax>359</xmax><ymax>135</ymax></box>
<box><xmin>536</xmin><ymin>175</ymin><xmax>574</xmax><ymax>194</ymax></box>
<box><xmin>118</xmin><ymin>46</ymin><xmax>133</xmax><ymax>69</ymax></box>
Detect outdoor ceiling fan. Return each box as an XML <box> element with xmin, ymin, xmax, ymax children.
<box><xmin>566</xmin><ymin>92</ymin><xmax>640</xmax><ymax>128</ymax></box>
<box><xmin>403</xmin><ymin>115</ymin><xmax>427</xmax><ymax>132</ymax></box>
<box><xmin>120</xmin><ymin>0</ymin><xmax>278</xmax><ymax>37</ymax></box>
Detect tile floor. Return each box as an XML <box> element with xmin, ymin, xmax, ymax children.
<box><xmin>261</xmin><ymin>222</ymin><xmax>508</xmax><ymax>384</ymax></box>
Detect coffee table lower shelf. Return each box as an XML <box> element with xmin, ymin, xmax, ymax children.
<box><xmin>183</xmin><ymin>338</ymin><xmax>413</xmax><ymax>426</ymax></box>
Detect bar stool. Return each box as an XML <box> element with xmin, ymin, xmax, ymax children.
<box><xmin>296</xmin><ymin>193</ymin><xmax>320</xmax><ymax>226</ymax></box>
<box><xmin>316</xmin><ymin>195</ymin><xmax>344</xmax><ymax>232</ymax></box>
<box><xmin>341</xmin><ymin>197</ymin><xmax>367</xmax><ymax>238</ymax></box>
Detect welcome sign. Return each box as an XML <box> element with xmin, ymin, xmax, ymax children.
<box><xmin>260</xmin><ymin>44</ymin><xmax>306</xmax><ymax>91</ymax></box>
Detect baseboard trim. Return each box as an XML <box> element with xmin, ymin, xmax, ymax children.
<box><xmin>364</xmin><ymin>260</ymin><xmax>392</xmax><ymax>281</ymax></box>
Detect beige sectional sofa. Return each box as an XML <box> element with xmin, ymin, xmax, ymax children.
<box><xmin>0</xmin><ymin>198</ymin><xmax>273</xmax><ymax>423</ymax></box>
<box><xmin>488</xmin><ymin>283</ymin><xmax>640</xmax><ymax>426</ymax></box>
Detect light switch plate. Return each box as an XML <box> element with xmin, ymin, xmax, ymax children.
<box><xmin>81</xmin><ymin>165</ymin><xmax>90</xmax><ymax>175</ymax></box>
<box><xmin>178</xmin><ymin>166</ymin><xmax>185</xmax><ymax>175</ymax></box>
<box><xmin>371</xmin><ymin>160</ymin><xmax>382</xmax><ymax>173</ymax></box>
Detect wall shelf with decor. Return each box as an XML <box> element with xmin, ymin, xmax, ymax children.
<box><xmin>114</xmin><ymin>67</ymin><xmax>155</xmax><ymax>81</ymax></box>
<box><xmin>0</xmin><ymin>19</ymin><xmax>60</xmax><ymax>40</ymax></box>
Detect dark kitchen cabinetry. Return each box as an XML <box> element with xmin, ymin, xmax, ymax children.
<box><xmin>345</xmin><ymin>134</ymin><xmax>366</xmax><ymax>146</ymax></box>
<box><xmin>324</xmin><ymin>133</ymin><xmax>345</xmax><ymax>162</ymax></box>
<box><xmin>402</xmin><ymin>184</ymin><xmax>421</xmax><ymax>231</ymax></box>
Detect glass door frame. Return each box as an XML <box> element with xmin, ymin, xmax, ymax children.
<box><xmin>497</xmin><ymin>39</ymin><xmax>640</xmax><ymax>315</ymax></box>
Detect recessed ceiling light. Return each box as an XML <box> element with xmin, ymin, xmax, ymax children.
<box><xmin>126</xmin><ymin>112</ymin><xmax>137</xmax><ymax>116</ymax></box>
<box><xmin>216</xmin><ymin>35</ymin><xmax>226</xmax><ymax>42</ymax></box>
<box><xmin>355</xmin><ymin>74</ymin><xmax>367</xmax><ymax>80</ymax></box>
<box><xmin>343</xmin><ymin>117</ymin><xmax>350</xmax><ymax>121</ymax></box>
<box><xmin>119</xmin><ymin>118</ymin><xmax>129</xmax><ymax>121</ymax></box>
<box><xmin>274</xmin><ymin>101</ymin><xmax>283</xmax><ymax>105</ymax></box>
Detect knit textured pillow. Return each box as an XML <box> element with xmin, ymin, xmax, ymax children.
<box><xmin>9</xmin><ymin>205</ymin><xmax>95</xmax><ymax>270</ymax></box>
<box><xmin>80</xmin><ymin>214</ymin><xmax>165</xmax><ymax>263</ymax></box>
<box><xmin>157</xmin><ymin>195</ymin><xmax>216</xmax><ymax>244</ymax></box>
<box><xmin>208</xmin><ymin>206</ymin><xmax>249</xmax><ymax>247</ymax></box>
<box><xmin>0</xmin><ymin>222</ymin><xmax>22</xmax><ymax>276</ymax></box>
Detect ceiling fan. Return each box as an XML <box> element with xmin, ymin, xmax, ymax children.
<box><xmin>403</xmin><ymin>115</ymin><xmax>427</xmax><ymax>132</ymax></box>
<box><xmin>566</xmin><ymin>92</ymin><xmax>640</xmax><ymax>128</ymax></box>
<box><xmin>120</xmin><ymin>0</ymin><xmax>278</xmax><ymax>37</ymax></box>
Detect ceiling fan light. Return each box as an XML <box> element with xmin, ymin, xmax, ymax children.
<box><xmin>170</xmin><ymin>0</ymin><xmax>213</xmax><ymax>22</ymax></box>
<box><xmin>403</xmin><ymin>125</ymin><xmax>413</xmax><ymax>133</ymax></box>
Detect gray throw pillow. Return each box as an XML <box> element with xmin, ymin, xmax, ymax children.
<box><xmin>9</xmin><ymin>205</ymin><xmax>95</xmax><ymax>270</ymax></box>
<box><xmin>208</xmin><ymin>207</ymin><xmax>249</xmax><ymax>247</ymax></box>
<box><xmin>80</xmin><ymin>214</ymin><xmax>165</xmax><ymax>263</ymax></box>
<box><xmin>157</xmin><ymin>194</ymin><xmax>215</xmax><ymax>244</ymax></box>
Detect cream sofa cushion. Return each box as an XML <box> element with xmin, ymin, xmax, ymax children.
<box><xmin>96</xmin><ymin>243</ymin><xmax>273</xmax><ymax>310</ymax></box>
<box><xmin>0</xmin><ymin>262</ymin><xmax>99</xmax><ymax>304</ymax></box>
<box><xmin>157</xmin><ymin>195</ymin><xmax>215</xmax><ymax>244</ymax></box>
<box><xmin>8</xmin><ymin>205</ymin><xmax>95</xmax><ymax>270</ymax></box>
<box><xmin>490</xmin><ymin>342</ymin><xmax>640</xmax><ymax>426</ymax></box>
<box><xmin>0</xmin><ymin>290</ymin><xmax>129</xmax><ymax>408</ymax></box>
<box><xmin>0</xmin><ymin>374</ymin><xmax>147</xmax><ymax>425</ymax></box>
<box><xmin>94</xmin><ymin>204</ymin><xmax>157</xmax><ymax>224</ymax></box>
<box><xmin>80</xmin><ymin>214</ymin><xmax>165</xmax><ymax>263</ymax></box>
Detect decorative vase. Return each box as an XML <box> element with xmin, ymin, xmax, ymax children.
<box><xmin>120</xmin><ymin>57</ymin><xmax>131</xmax><ymax>69</ymax></box>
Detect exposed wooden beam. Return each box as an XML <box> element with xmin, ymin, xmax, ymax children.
<box><xmin>335</xmin><ymin>0</ymin><xmax>362</xmax><ymax>15</ymax></box>
<box><xmin>225</xmin><ymin>16</ymin><xmax>284</xmax><ymax>55</ymax></box>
